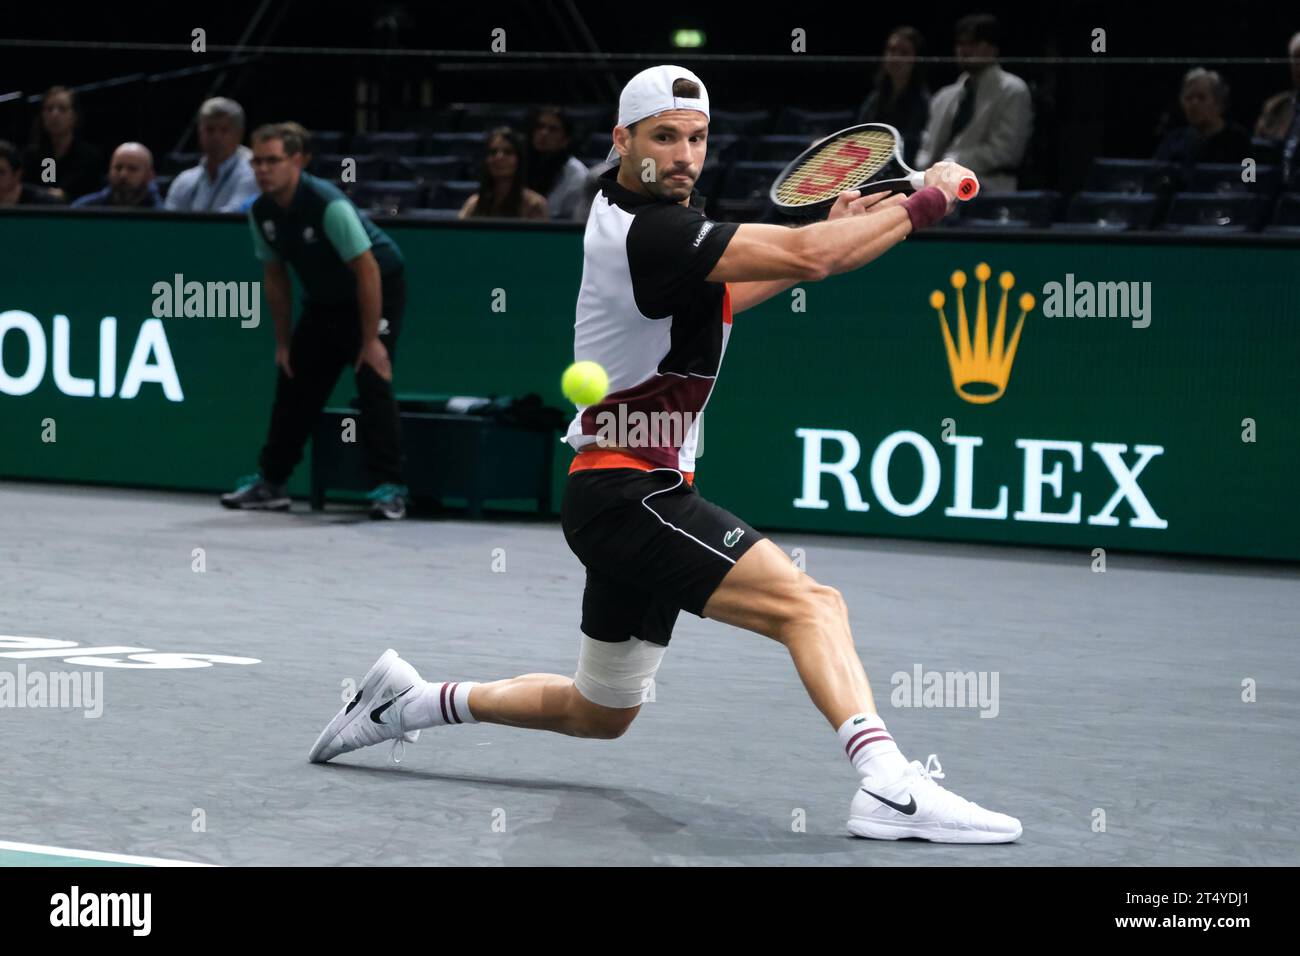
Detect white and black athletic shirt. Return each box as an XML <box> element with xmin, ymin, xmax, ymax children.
<box><xmin>564</xmin><ymin>165</ymin><xmax>739</xmax><ymax>472</ymax></box>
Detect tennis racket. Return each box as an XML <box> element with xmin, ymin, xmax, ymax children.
<box><xmin>769</xmin><ymin>123</ymin><xmax>979</xmax><ymax>215</ymax></box>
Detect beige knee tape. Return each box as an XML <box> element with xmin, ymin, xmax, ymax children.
<box><xmin>573</xmin><ymin>634</ymin><xmax>666</xmax><ymax>709</ymax></box>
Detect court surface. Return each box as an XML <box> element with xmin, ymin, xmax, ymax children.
<box><xmin>2</xmin><ymin>479</ymin><xmax>1296</xmax><ymax>867</ymax></box>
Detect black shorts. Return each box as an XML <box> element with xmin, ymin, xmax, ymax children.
<box><xmin>561</xmin><ymin>468</ymin><xmax>765</xmax><ymax>647</ymax></box>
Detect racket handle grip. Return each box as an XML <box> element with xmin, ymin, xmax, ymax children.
<box><xmin>909</xmin><ymin>171</ymin><xmax>981</xmax><ymax>201</ymax></box>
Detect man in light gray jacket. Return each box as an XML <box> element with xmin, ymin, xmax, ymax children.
<box><xmin>916</xmin><ymin>14</ymin><xmax>1032</xmax><ymax>193</ymax></box>
<box><xmin>164</xmin><ymin>98</ymin><xmax>259</xmax><ymax>213</ymax></box>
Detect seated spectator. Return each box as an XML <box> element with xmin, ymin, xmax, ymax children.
<box><xmin>70</xmin><ymin>143</ymin><xmax>160</xmax><ymax>208</ymax></box>
<box><xmin>22</xmin><ymin>86</ymin><xmax>104</xmax><ymax>201</ymax></box>
<box><xmin>525</xmin><ymin>106</ymin><xmax>588</xmax><ymax>220</ymax></box>
<box><xmin>0</xmin><ymin>139</ymin><xmax>63</xmax><ymax>206</ymax></box>
<box><xmin>855</xmin><ymin>26</ymin><xmax>931</xmax><ymax>166</ymax></box>
<box><xmin>1154</xmin><ymin>68</ymin><xmax>1251</xmax><ymax>177</ymax></box>
<box><xmin>1254</xmin><ymin>32</ymin><xmax>1300</xmax><ymax>190</ymax></box>
<box><xmin>459</xmin><ymin>127</ymin><xmax>548</xmax><ymax>220</ymax></box>
<box><xmin>915</xmin><ymin>13</ymin><xmax>1032</xmax><ymax>193</ymax></box>
<box><xmin>165</xmin><ymin>97</ymin><xmax>259</xmax><ymax>212</ymax></box>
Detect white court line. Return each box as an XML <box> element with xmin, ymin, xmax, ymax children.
<box><xmin>0</xmin><ymin>840</ymin><xmax>214</xmax><ymax>867</ymax></box>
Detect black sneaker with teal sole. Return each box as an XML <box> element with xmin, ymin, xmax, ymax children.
<box><xmin>367</xmin><ymin>483</ymin><xmax>409</xmax><ymax>520</ymax></box>
<box><xmin>220</xmin><ymin>473</ymin><xmax>291</xmax><ymax>511</ymax></box>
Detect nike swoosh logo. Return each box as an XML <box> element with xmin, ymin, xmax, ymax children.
<box><xmin>370</xmin><ymin>685</ymin><xmax>414</xmax><ymax>723</ymax></box>
<box><xmin>852</xmin><ymin>717</ymin><xmax>866</xmax><ymax>725</ymax></box>
<box><xmin>861</xmin><ymin>788</ymin><xmax>918</xmax><ymax>815</ymax></box>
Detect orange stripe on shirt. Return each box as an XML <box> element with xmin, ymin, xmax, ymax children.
<box><xmin>567</xmin><ymin>288</ymin><xmax>728</xmax><ymax>486</ymax></box>
<box><xmin>568</xmin><ymin>449</ymin><xmax>695</xmax><ymax>485</ymax></box>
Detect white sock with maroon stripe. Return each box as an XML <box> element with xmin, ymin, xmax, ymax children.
<box><xmin>402</xmin><ymin>681</ymin><xmax>479</xmax><ymax>729</ymax></box>
<box><xmin>837</xmin><ymin>713</ymin><xmax>909</xmax><ymax>782</ymax></box>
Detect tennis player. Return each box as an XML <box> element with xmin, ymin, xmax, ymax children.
<box><xmin>310</xmin><ymin>66</ymin><xmax>1021</xmax><ymax>843</ymax></box>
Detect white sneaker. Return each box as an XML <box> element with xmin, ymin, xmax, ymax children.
<box><xmin>308</xmin><ymin>649</ymin><xmax>424</xmax><ymax>764</ymax></box>
<box><xmin>848</xmin><ymin>754</ymin><xmax>1022</xmax><ymax>843</ymax></box>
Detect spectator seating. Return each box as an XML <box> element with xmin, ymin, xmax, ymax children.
<box><xmin>311</xmin><ymin>130</ymin><xmax>346</xmax><ymax>154</ymax></box>
<box><xmin>1187</xmin><ymin>162</ymin><xmax>1280</xmax><ymax>194</ymax></box>
<box><xmin>751</xmin><ymin>135</ymin><xmax>812</xmax><ymax>162</ymax></box>
<box><xmin>1161</xmin><ymin>192</ymin><xmax>1263</xmax><ymax>233</ymax></box>
<box><xmin>1085</xmin><ymin>159</ymin><xmax>1176</xmax><ymax>195</ymax></box>
<box><xmin>352</xmin><ymin>131</ymin><xmax>423</xmax><ymax>158</ymax></box>
<box><xmin>1059</xmin><ymin>192</ymin><xmax>1161</xmax><ymax>231</ymax></box>
<box><xmin>427</xmin><ymin>179</ymin><xmax>479</xmax><ymax>211</ymax></box>
<box><xmin>163</xmin><ymin>151</ymin><xmax>199</xmax><ymax>175</ymax></box>
<box><xmin>775</xmin><ymin>107</ymin><xmax>855</xmax><ymax>136</ymax></box>
<box><xmin>958</xmin><ymin>191</ymin><xmax>1061</xmax><ymax>229</ymax></box>
<box><xmin>349</xmin><ymin>180</ymin><xmax>425</xmax><ymax>215</ymax></box>
<box><xmin>1264</xmin><ymin>193</ymin><xmax>1300</xmax><ymax>235</ymax></box>
<box><xmin>311</xmin><ymin>153</ymin><xmax>385</xmax><ymax>182</ymax></box>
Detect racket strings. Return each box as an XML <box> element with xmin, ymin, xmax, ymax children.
<box><xmin>774</xmin><ymin>129</ymin><xmax>897</xmax><ymax>207</ymax></box>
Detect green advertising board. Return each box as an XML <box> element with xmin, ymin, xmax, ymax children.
<box><xmin>2</xmin><ymin>209</ymin><xmax>1296</xmax><ymax>560</ymax></box>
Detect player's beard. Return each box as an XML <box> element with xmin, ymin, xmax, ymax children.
<box><xmin>652</xmin><ymin>168</ymin><xmax>695</xmax><ymax>201</ymax></box>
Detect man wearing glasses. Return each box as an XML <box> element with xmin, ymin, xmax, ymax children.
<box><xmin>221</xmin><ymin>123</ymin><xmax>410</xmax><ymax>519</ymax></box>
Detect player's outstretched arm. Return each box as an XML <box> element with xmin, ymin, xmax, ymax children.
<box><xmin>708</xmin><ymin>189</ymin><xmax>943</xmax><ymax>285</ymax></box>
<box><xmin>727</xmin><ymin>190</ymin><xmax>907</xmax><ymax>314</ymax></box>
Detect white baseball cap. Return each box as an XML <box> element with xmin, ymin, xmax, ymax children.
<box><xmin>606</xmin><ymin>65</ymin><xmax>711</xmax><ymax>162</ymax></box>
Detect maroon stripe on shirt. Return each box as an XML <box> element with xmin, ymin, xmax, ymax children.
<box><xmin>578</xmin><ymin>373</ymin><xmax>716</xmax><ymax>470</ymax></box>
<box><xmin>439</xmin><ymin>682</ymin><xmax>451</xmax><ymax>725</ymax></box>
<box><xmin>448</xmin><ymin>682</ymin><xmax>462</xmax><ymax>724</ymax></box>
<box><xmin>849</xmin><ymin>735</ymin><xmax>893</xmax><ymax>761</ymax></box>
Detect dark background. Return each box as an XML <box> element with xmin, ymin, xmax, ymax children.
<box><xmin>1</xmin><ymin>1</ymin><xmax>1295</xmax><ymax>193</ymax></box>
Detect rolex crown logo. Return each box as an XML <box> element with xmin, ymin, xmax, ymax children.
<box><xmin>929</xmin><ymin>263</ymin><xmax>1035</xmax><ymax>405</ymax></box>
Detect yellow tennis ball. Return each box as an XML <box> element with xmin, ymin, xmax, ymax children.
<box><xmin>562</xmin><ymin>360</ymin><xmax>609</xmax><ymax>406</ymax></box>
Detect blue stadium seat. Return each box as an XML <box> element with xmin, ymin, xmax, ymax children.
<box><xmin>391</xmin><ymin>156</ymin><xmax>466</xmax><ymax>182</ymax></box>
<box><xmin>706</xmin><ymin>133</ymin><xmax>742</xmax><ymax>161</ymax></box>
<box><xmin>1084</xmin><ymin>158</ymin><xmax>1176</xmax><ymax>194</ymax></box>
<box><xmin>1187</xmin><ymin>162</ymin><xmax>1280</xmax><ymax>194</ymax></box>
<box><xmin>428</xmin><ymin>132</ymin><xmax>488</xmax><ymax>163</ymax></box>
<box><xmin>718</xmin><ymin>161</ymin><xmax>784</xmax><ymax>201</ymax></box>
<box><xmin>1062</xmin><ymin>192</ymin><xmax>1161</xmax><ymax>231</ymax></box>
<box><xmin>1161</xmin><ymin>192</ymin><xmax>1263</xmax><ymax>232</ymax></box>
<box><xmin>311</xmin><ymin>154</ymin><xmax>385</xmax><ymax>183</ymax></box>
<box><xmin>958</xmin><ymin>191</ymin><xmax>1061</xmax><ymax>229</ymax></box>
<box><xmin>1265</xmin><ymin>192</ymin><xmax>1300</xmax><ymax>232</ymax></box>
<box><xmin>714</xmin><ymin>160</ymin><xmax>783</xmax><ymax>222</ymax></box>
<box><xmin>348</xmin><ymin>181</ymin><xmax>425</xmax><ymax>215</ymax></box>
<box><xmin>310</xmin><ymin>130</ymin><xmax>346</xmax><ymax>154</ymax></box>
<box><xmin>709</xmin><ymin>109</ymin><xmax>772</xmax><ymax>136</ymax></box>
<box><xmin>351</xmin><ymin>131</ymin><xmax>423</xmax><ymax>158</ymax></box>
<box><xmin>713</xmin><ymin>198</ymin><xmax>770</xmax><ymax>222</ymax></box>
<box><xmin>400</xmin><ymin>208</ymin><xmax>462</xmax><ymax>221</ymax></box>
<box><xmin>583</xmin><ymin>131</ymin><xmax>612</xmax><ymax>159</ymax></box>
<box><xmin>427</xmin><ymin>107</ymin><xmax>464</xmax><ymax>133</ymax></box>
<box><xmin>775</xmin><ymin>107</ymin><xmax>855</xmax><ymax>136</ymax></box>
<box><xmin>751</xmin><ymin>135</ymin><xmax>815</xmax><ymax>162</ymax></box>
<box><xmin>456</xmin><ymin>103</ymin><xmax>529</xmax><ymax>132</ymax></box>
<box><xmin>427</xmin><ymin>180</ymin><xmax>479</xmax><ymax>211</ymax></box>
<box><xmin>694</xmin><ymin>162</ymin><xmax>724</xmax><ymax>199</ymax></box>
<box><xmin>563</xmin><ymin>105</ymin><xmax>613</xmax><ymax>134</ymax></box>
<box><xmin>163</xmin><ymin>151</ymin><xmax>199</xmax><ymax>175</ymax></box>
